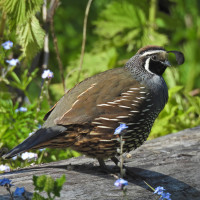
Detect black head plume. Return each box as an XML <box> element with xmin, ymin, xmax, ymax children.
<box><xmin>167</xmin><ymin>51</ymin><xmax>185</xmax><ymax>65</ymax></box>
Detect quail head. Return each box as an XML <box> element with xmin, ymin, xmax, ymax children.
<box><xmin>3</xmin><ymin>45</ymin><xmax>184</xmax><ymax>168</ymax></box>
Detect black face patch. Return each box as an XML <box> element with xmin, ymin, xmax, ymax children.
<box><xmin>149</xmin><ymin>59</ymin><xmax>167</xmax><ymax>75</ymax></box>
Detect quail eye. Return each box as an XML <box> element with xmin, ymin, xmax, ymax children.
<box><xmin>152</xmin><ymin>55</ymin><xmax>157</xmax><ymax>60</ymax></box>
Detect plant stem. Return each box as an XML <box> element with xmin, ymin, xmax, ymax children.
<box><xmin>0</xmin><ymin>12</ymin><xmax>6</xmax><ymax>40</ymax></box>
<box><xmin>6</xmin><ymin>186</ymin><xmax>14</xmax><ymax>200</ymax></box>
<box><xmin>48</xmin><ymin>0</ymin><xmax>66</xmax><ymax>91</ymax></box>
<box><xmin>42</xmin><ymin>0</ymin><xmax>49</xmax><ymax>70</ymax></box>
<box><xmin>120</xmin><ymin>135</ymin><xmax>124</xmax><ymax>177</ymax></box>
<box><xmin>76</xmin><ymin>0</ymin><xmax>93</xmax><ymax>83</ymax></box>
<box><xmin>149</xmin><ymin>0</ymin><xmax>157</xmax><ymax>32</ymax></box>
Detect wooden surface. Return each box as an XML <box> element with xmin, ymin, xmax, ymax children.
<box><xmin>0</xmin><ymin>126</ymin><xmax>200</xmax><ymax>200</ymax></box>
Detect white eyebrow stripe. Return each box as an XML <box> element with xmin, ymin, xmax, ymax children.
<box><xmin>144</xmin><ymin>57</ymin><xmax>153</xmax><ymax>74</ymax></box>
<box><xmin>141</xmin><ymin>50</ymin><xmax>165</xmax><ymax>56</ymax></box>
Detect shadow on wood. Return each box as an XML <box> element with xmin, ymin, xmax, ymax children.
<box><xmin>0</xmin><ymin>126</ymin><xmax>200</xmax><ymax>199</ymax></box>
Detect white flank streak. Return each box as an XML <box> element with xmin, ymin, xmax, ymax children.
<box><xmin>127</xmin><ymin>130</ymin><xmax>133</xmax><ymax>133</ymax></box>
<box><xmin>130</xmin><ymin>88</ymin><xmax>140</xmax><ymax>90</ymax></box>
<box><xmin>144</xmin><ymin>57</ymin><xmax>153</xmax><ymax>74</ymax></box>
<box><xmin>97</xmin><ymin>125</ymin><xmax>113</xmax><ymax>129</ymax></box>
<box><xmin>109</xmin><ymin>118</ymin><xmax>119</xmax><ymax>121</ymax></box>
<box><xmin>140</xmin><ymin>91</ymin><xmax>146</xmax><ymax>94</ymax></box>
<box><xmin>147</xmin><ymin>104</ymin><xmax>153</xmax><ymax>107</ymax></box>
<box><xmin>126</xmin><ymin>90</ymin><xmax>135</xmax><ymax>93</ymax></box>
<box><xmin>141</xmin><ymin>50</ymin><xmax>165</xmax><ymax>56</ymax></box>
<box><xmin>121</xmin><ymin>99</ymin><xmax>131</xmax><ymax>101</ymax></box>
<box><xmin>140</xmin><ymin>86</ymin><xmax>145</xmax><ymax>89</ymax></box>
<box><xmin>92</xmin><ymin>121</ymin><xmax>102</xmax><ymax>125</ymax></box>
<box><xmin>97</xmin><ymin>103</ymin><xmax>110</xmax><ymax>107</ymax></box>
<box><xmin>132</xmin><ymin>100</ymin><xmax>139</xmax><ymax>103</ymax></box>
<box><xmin>121</xmin><ymin>92</ymin><xmax>132</xmax><ymax>95</ymax></box>
<box><xmin>118</xmin><ymin>105</ymin><xmax>131</xmax><ymax>109</ymax></box>
<box><xmin>114</xmin><ymin>100</ymin><xmax>122</xmax><ymax>103</ymax></box>
<box><xmin>116</xmin><ymin>116</ymin><xmax>129</xmax><ymax>119</ymax></box>
<box><xmin>108</xmin><ymin>102</ymin><xmax>116</xmax><ymax>104</ymax></box>
<box><xmin>99</xmin><ymin>140</ymin><xmax>112</xmax><ymax>142</ymax></box>
<box><xmin>146</xmin><ymin>99</ymin><xmax>151</xmax><ymax>101</ymax></box>
<box><xmin>131</xmin><ymin>104</ymin><xmax>137</xmax><ymax>106</ymax></box>
<box><xmin>130</xmin><ymin>110</ymin><xmax>139</xmax><ymax>113</ymax></box>
<box><xmin>99</xmin><ymin>117</ymin><xmax>110</xmax><ymax>120</ymax></box>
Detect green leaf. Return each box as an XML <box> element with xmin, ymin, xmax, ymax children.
<box><xmin>53</xmin><ymin>175</ymin><xmax>66</xmax><ymax>197</ymax></box>
<box><xmin>32</xmin><ymin>192</ymin><xmax>47</xmax><ymax>200</ymax></box>
<box><xmin>44</xmin><ymin>176</ymin><xmax>54</xmax><ymax>194</ymax></box>
<box><xmin>33</xmin><ymin>175</ymin><xmax>46</xmax><ymax>192</ymax></box>
<box><xmin>17</xmin><ymin>16</ymin><xmax>45</xmax><ymax>60</ymax></box>
<box><xmin>0</xmin><ymin>0</ymin><xmax>43</xmax><ymax>27</ymax></box>
<box><xmin>9</xmin><ymin>71</ymin><xmax>21</xmax><ymax>84</ymax></box>
<box><xmin>94</xmin><ymin>1</ymin><xmax>147</xmax><ymax>38</ymax></box>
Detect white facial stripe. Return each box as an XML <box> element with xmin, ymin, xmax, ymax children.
<box><xmin>141</xmin><ymin>50</ymin><xmax>165</xmax><ymax>56</ymax></box>
<box><xmin>144</xmin><ymin>57</ymin><xmax>153</xmax><ymax>74</ymax></box>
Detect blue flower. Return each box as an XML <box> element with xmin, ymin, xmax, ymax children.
<box><xmin>14</xmin><ymin>187</ymin><xmax>25</xmax><ymax>196</ymax></box>
<box><xmin>154</xmin><ymin>186</ymin><xmax>165</xmax><ymax>195</ymax></box>
<box><xmin>154</xmin><ymin>186</ymin><xmax>171</xmax><ymax>200</ymax></box>
<box><xmin>6</xmin><ymin>58</ymin><xmax>19</xmax><ymax>66</ymax></box>
<box><xmin>114</xmin><ymin>124</ymin><xmax>128</xmax><ymax>135</ymax></box>
<box><xmin>15</xmin><ymin>107</ymin><xmax>27</xmax><ymax>112</ymax></box>
<box><xmin>2</xmin><ymin>41</ymin><xmax>13</xmax><ymax>50</ymax></box>
<box><xmin>160</xmin><ymin>192</ymin><xmax>171</xmax><ymax>200</ymax></box>
<box><xmin>114</xmin><ymin>178</ymin><xmax>128</xmax><ymax>188</ymax></box>
<box><xmin>0</xmin><ymin>178</ymin><xmax>12</xmax><ymax>186</ymax></box>
<box><xmin>41</xmin><ymin>69</ymin><xmax>54</xmax><ymax>79</ymax></box>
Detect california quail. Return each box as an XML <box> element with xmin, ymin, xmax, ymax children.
<box><xmin>3</xmin><ymin>45</ymin><xmax>184</xmax><ymax>168</ymax></box>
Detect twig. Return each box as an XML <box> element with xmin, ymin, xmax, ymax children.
<box><xmin>76</xmin><ymin>0</ymin><xmax>93</xmax><ymax>83</ymax></box>
<box><xmin>0</xmin><ymin>12</ymin><xmax>6</xmax><ymax>40</ymax></box>
<box><xmin>42</xmin><ymin>0</ymin><xmax>49</xmax><ymax>70</ymax></box>
<box><xmin>149</xmin><ymin>0</ymin><xmax>157</xmax><ymax>32</ymax></box>
<box><xmin>49</xmin><ymin>0</ymin><xmax>66</xmax><ymax>91</ymax></box>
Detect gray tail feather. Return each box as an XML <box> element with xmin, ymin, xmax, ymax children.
<box><xmin>2</xmin><ymin>125</ymin><xmax>67</xmax><ymax>159</ymax></box>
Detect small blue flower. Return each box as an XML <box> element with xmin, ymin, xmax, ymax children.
<box><xmin>15</xmin><ymin>107</ymin><xmax>27</xmax><ymax>112</ymax></box>
<box><xmin>41</xmin><ymin>69</ymin><xmax>54</xmax><ymax>79</ymax></box>
<box><xmin>160</xmin><ymin>192</ymin><xmax>171</xmax><ymax>200</ymax></box>
<box><xmin>114</xmin><ymin>178</ymin><xmax>128</xmax><ymax>188</ymax></box>
<box><xmin>114</xmin><ymin>124</ymin><xmax>128</xmax><ymax>135</ymax></box>
<box><xmin>2</xmin><ymin>41</ymin><xmax>13</xmax><ymax>50</ymax></box>
<box><xmin>39</xmin><ymin>148</ymin><xmax>46</xmax><ymax>152</ymax></box>
<box><xmin>12</xmin><ymin>155</ymin><xmax>18</xmax><ymax>160</ymax></box>
<box><xmin>154</xmin><ymin>186</ymin><xmax>165</xmax><ymax>195</ymax></box>
<box><xmin>6</xmin><ymin>58</ymin><xmax>19</xmax><ymax>66</ymax></box>
<box><xmin>0</xmin><ymin>178</ymin><xmax>12</xmax><ymax>186</ymax></box>
<box><xmin>154</xmin><ymin>186</ymin><xmax>171</xmax><ymax>200</ymax></box>
<box><xmin>14</xmin><ymin>187</ymin><xmax>25</xmax><ymax>196</ymax></box>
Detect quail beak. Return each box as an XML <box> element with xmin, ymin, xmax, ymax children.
<box><xmin>162</xmin><ymin>60</ymin><xmax>171</xmax><ymax>67</ymax></box>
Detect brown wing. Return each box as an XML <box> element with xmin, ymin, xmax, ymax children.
<box><xmin>43</xmin><ymin>67</ymin><xmax>147</xmax><ymax>127</ymax></box>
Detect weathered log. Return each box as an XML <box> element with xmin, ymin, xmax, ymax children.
<box><xmin>0</xmin><ymin>126</ymin><xmax>200</xmax><ymax>200</ymax></box>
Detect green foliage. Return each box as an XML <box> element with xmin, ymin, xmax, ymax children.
<box><xmin>33</xmin><ymin>174</ymin><xmax>66</xmax><ymax>200</ymax></box>
<box><xmin>16</xmin><ymin>16</ymin><xmax>45</xmax><ymax>60</ymax></box>
<box><xmin>0</xmin><ymin>0</ymin><xmax>200</xmax><ymax>171</ymax></box>
<box><xmin>149</xmin><ymin>86</ymin><xmax>200</xmax><ymax>139</ymax></box>
<box><xmin>0</xmin><ymin>0</ymin><xmax>45</xmax><ymax>60</ymax></box>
